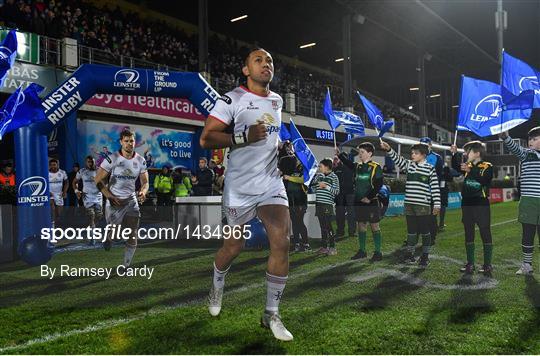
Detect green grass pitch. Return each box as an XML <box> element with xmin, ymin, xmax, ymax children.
<box><xmin>1</xmin><ymin>201</ymin><xmax>540</xmax><ymax>354</ymax></box>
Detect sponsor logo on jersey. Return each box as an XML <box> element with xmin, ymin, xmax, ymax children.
<box><xmin>247</xmin><ymin>101</ymin><xmax>260</xmax><ymax>110</ymax></box>
<box><xmin>219</xmin><ymin>95</ymin><xmax>232</xmax><ymax>105</ymax></box>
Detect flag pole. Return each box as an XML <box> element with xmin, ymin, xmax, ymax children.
<box><xmin>333</xmin><ymin>129</ymin><xmax>337</xmax><ymax>150</ymax></box>
<box><xmin>453</xmin><ymin>130</ymin><xmax>458</xmax><ymax>146</ymax></box>
<box><xmin>374</xmin><ymin>127</ymin><xmax>383</xmax><ymax>144</ymax></box>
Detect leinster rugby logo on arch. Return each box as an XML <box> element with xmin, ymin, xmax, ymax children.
<box><xmin>18</xmin><ymin>176</ymin><xmax>49</xmax><ymax>206</ymax></box>
<box><xmin>470</xmin><ymin>94</ymin><xmax>502</xmax><ymax>122</ymax></box>
<box><xmin>114</xmin><ymin>69</ymin><xmax>141</xmax><ymax>91</ymax></box>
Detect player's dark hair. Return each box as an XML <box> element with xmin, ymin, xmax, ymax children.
<box><xmin>119</xmin><ymin>128</ymin><xmax>135</xmax><ymax>140</ymax></box>
<box><xmin>243</xmin><ymin>47</ymin><xmax>268</xmax><ymax>66</ymax></box>
<box><xmin>320</xmin><ymin>158</ymin><xmax>333</xmax><ymax>170</ymax></box>
<box><xmin>357</xmin><ymin>142</ymin><xmax>375</xmax><ymax>154</ymax></box>
<box><xmin>85</xmin><ymin>155</ymin><xmax>94</xmax><ymax>161</ymax></box>
<box><xmin>410</xmin><ymin>143</ymin><xmax>429</xmax><ymax>156</ymax></box>
<box><xmin>49</xmin><ymin>158</ymin><xmax>59</xmax><ymax>164</ymax></box>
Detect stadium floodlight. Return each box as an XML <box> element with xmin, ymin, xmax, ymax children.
<box><xmin>300</xmin><ymin>42</ymin><xmax>316</xmax><ymax>49</ymax></box>
<box><xmin>429</xmin><ymin>93</ymin><xmax>441</xmax><ymax>98</ymax></box>
<box><xmin>230</xmin><ymin>15</ymin><xmax>248</xmax><ymax>22</ymax></box>
<box><xmin>335</xmin><ymin>58</ymin><xmax>344</xmax><ymax>62</ymax></box>
<box><xmin>409</xmin><ymin>87</ymin><xmax>419</xmax><ymax>91</ymax></box>
<box><xmin>452</xmin><ymin>105</ymin><xmax>460</xmax><ymax>108</ymax></box>
<box><xmin>408</xmin><ymin>105</ymin><xmax>413</xmax><ymax>110</ymax></box>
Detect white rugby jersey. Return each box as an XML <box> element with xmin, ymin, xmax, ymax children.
<box><xmin>100</xmin><ymin>151</ymin><xmax>147</xmax><ymax>199</ymax></box>
<box><xmin>76</xmin><ymin>168</ymin><xmax>100</xmax><ymax>196</ymax></box>
<box><xmin>48</xmin><ymin>169</ymin><xmax>67</xmax><ymax>195</ymax></box>
<box><xmin>209</xmin><ymin>86</ymin><xmax>284</xmax><ymax>198</ymax></box>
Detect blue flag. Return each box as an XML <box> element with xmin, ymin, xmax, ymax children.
<box><xmin>323</xmin><ymin>88</ymin><xmax>340</xmax><ymax>130</ymax></box>
<box><xmin>456</xmin><ymin>75</ymin><xmax>533</xmax><ymax>137</ymax></box>
<box><xmin>332</xmin><ymin>111</ymin><xmax>365</xmax><ymax>136</ymax></box>
<box><xmin>279</xmin><ymin>122</ymin><xmax>291</xmax><ymax>142</ymax></box>
<box><xmin>0</xmin><ymin>83</ymin><xmax>46</xmax><ymax>139</ymax></box>
<box><xmin>289</xmin><ymin>119</ymin><xmax>318</xmax><ymax>186</ymax></box>
<box><xmin>0</xmin><ymin>30</ymin><xmax>18</xmax><ymax>87</ymax></box>
<box><xmin>357</xmin><ymin>92</ymin><xmax>394</xmax><ymax>137</ymax></box>
<box><xmin>502</xmin><ymin>51</ymin><xmax>540</xmax><ymax>108</ymax></box>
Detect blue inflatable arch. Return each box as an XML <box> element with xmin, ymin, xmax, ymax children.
<box><xmin>16</xmin><ymin>64</ymin><xmax>219</xmax><ymax>265</ymax></box>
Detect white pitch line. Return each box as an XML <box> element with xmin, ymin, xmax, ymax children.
<box><xmin>0</xmin><ymin>259</ymin><xmax>355</xmax><ymax>353</ymax></box>
<box><xmin>0</xmin><ymin>217</ymin><xmax>520</xmax><ymax>352</ymax></box>
<box><xmin>348</xmin><ymin>268</ymin><xmax>499</xmax><ymax>290</ymax></box>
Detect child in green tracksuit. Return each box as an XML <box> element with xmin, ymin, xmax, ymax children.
<box><xmin>338</xmin><ymin>142</ymin><xmax>384</xmax><ymax>261</ymax></box>
<box><xmin>501</xmin><ymin>128</ymin><xmax>540</xmax><ymax>275</ymax></box>
<box><xmin>451</xmin><ymin>141</ymin><xmax>494</xmax><ymax>276</ymax></box>
<box><xmin>311</xmin><ymin>158</ymin><xmax>340</xmax><ymax>256</ymax></box>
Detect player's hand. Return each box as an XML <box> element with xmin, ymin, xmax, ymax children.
<box><xmin>361</xmin><ymin>197</ymin><xmax>370</xmax><ymax>203</ymax></box>
<box><xmin>450</xmin><ymin>145</ymin><xmax>458</xmax><ymax>154</ymax></box>
<box><xmin>62</xmin><ymin>192</ymin><xmax>67</xmax><ymax>199</ymax></box>
<box><xmin>283</xmin><ymin>175</ymin><xmax>290</xmax><ymax>181</ymax></box>
<box><xmin>318</xmin><ymin>182</ymin><xmax>328</xmax><ymax>189</ymax></box>
<box><xmin>432</xmin><ymin>207</ymin><xmax>440</xmax><ymax>215</ymax></box>
<box><xmin>499</xmin><ymin>131</ymin><xmax>508</xmax><ymax>139</ymax></box>
<box><xmin>247</xmin><ymin>120</ymin><xmax>268</xmax><ymax>143</ymax></box>
<box><xmin>76</xmin><ymin>191</ymin><xmax>82</xmax><ymax>200</ymax></box>
<box><xmin>460</xmin><ymin>163</ymin><xmax>471</xmax><ymax>173</ymax></box>
<box><xmin>107</xmin><ymin>193</ymin><xmax>122</xmax><ymax>206</ymax></box>
<box><xmin>380</xmin><ymin>141</ymin><xmax>391</xmax><ymax>152</ymax></box>
<box><xmin>137</xmin><ymin>190</ymin><xmax>146</xmax><ymax>204</ymax></box>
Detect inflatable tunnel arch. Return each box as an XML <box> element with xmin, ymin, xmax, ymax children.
<box><xmin>16</xmin><ymin>64</ymin><xmax>219</xmax><ymax>265</ymax></box>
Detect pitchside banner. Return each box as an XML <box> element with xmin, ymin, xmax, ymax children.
<box><xmin>386</xmin><ymin>192</ymin><xmax>462</xmax><ymax>216</ymax></box>
<box><xmin>78</xmin><ymin>120</ymin><xmax>194</xmax><ymax>170</ymax></box>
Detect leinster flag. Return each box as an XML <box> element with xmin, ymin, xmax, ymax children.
<box><xmin>322</xmin><ymin>88</ymin><xmax>340</xmax><ymax>130</ymax></box>
<box><xmin>502</xmin><ymin>51</ymin><xmax>540</xmax><ymax>108</ymax></box>
<box><xmin>289</xmin><ymin>119</ymin><xmax>318</xmax><ymax>186</ymax></box>
<box><xmin>332</xmin><ymin>111</ymin><xmax>365</xmax><ymax>136</ymax></box>
<box><xmin>0</xmin><ymin>83</ymin><xmax>46</xmax><ymax>139</ymax></box>
<box><xmin>456</xmin><ymin>75</ymin><xmax>534</xmax><ymax>137</ymax></box>
<box><xmin>0</xmin><ymin>29</ymin><xmax>18</xmax><ymax>87</ymax></box>
<box><xmin>357</xmin><ymin>92</ymin><xmax>394</xmax><ymax>137</ymax></box>
<box><xmin>279</xmin><ymin>122</ymin><xmax>291</xmax><ymax>142</ymax></box>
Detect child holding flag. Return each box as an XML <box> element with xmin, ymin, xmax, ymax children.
<box><xmin>450</xmin><ymin>141</ymin><xmax>494</xmax><ymax>276</ymax></box>
<box><xmin>381</xmin><ymin>141</ymin><xmax>440</xmax><ymax>267</ymax></box>
<box><xmin>500</xmin><ymin>129</ymin><xmax>540</xmax><ymax>275</ymax></box>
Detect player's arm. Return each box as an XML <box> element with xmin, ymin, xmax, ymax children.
<box><xmin>95</xmin><ymin>167</ymin><xmax>121</xmax><ymax>206</ymax></box>
<box><xmin>337</xmin><ymin>150</ymin><xmax>355</xmax><ymax>170</ymax></box>
<box><xmin>73</xmin><ymin>173</ymin><xmax>82</xmax><ymax>198</ymax></box>
<box><xmin>200</xmin><ymin>116</ymin><xmax>267</xmax><ymax>149</ymax></box>
<box><xmin>62</xmin><ymin>175</ymin><xmax>68</xmax><ymax>197</ymax></box>
<box><xmin>430</xmin><ymin>168</ymin><xmax>441</xmax><ymax>213</ymax></box>
<box><xmin>138</xmin><ymin>171</ymin><xmax>149</xmax><ymax>203</ymax></box>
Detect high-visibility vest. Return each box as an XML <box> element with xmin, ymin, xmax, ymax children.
<box><xmin>0</xmin><ymin>172</ymin><xmax>15</xmax><ymax>186</ymax></box>
<box><xmin>154</xmin><ymin>174</ymin><xmax>173</xmax><ymax>193</ymax></box>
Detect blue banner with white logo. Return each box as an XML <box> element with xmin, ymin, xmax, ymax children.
<box><xmin>0</xmin><ymin>29</ymin><xmax>17</xmax><ymax>87</ymax></box>
<box><xmin>502</xmin><ymin>51</ymin><xmax>540</xmax><ymax>108</ymax></box>
<box><xmin>0</xmin><ymin>83</ymin><xmax>45</xmax><ymax>139</ymax></box>
<box><xmin>289</xmin><ymin>119</ymin><xmax>318</xmax><ymax>186</ymax></box>
<box><xmin>456</xmin><ymin>75</ymin><xmax>534</xmax><ymax>136</ymax></box>
<box><xmin>332</xmin><ymin>110</ymin><xmax>365</xmax><ymax>136</ymax></box>
<box><xmin>357</xmin><ymin>92</ymin><xmax>394</xmax><ymax>137</ymax></box>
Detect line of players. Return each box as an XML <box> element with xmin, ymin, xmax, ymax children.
<box><xmin>48</xmin><ymin>129</ymin><xmax>148</xmax><ymax>269</ymax></box>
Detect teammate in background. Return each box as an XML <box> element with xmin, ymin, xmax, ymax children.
<box><xmin>74</xmin><ymin>156</ymin><xmax>103</xmax><ymax>245</ymax></box>
<box><xmin>419</xmin><ymin>137</ymin><xmax>443</xmax><ymax>245</ymax></box>
<box><xmin>200</xmin><ymin>48</ymin><xmax>293</xmax><ymax>341</ymax></box>
<box><xmin>310</xmin><ymin>158</ymin><xmax>340</xmax><ymax>255</ymax></box>
<box><xmin>450</xmin><ymin>142</ymin><xmax>494</xmax><ymax>276</ymax></box>
<box><xmin>337</xmin><ymin>143</ymin><xmax>384</xmax><ymax>262</ymax></box>
<box><xmin>500</xmin><ymin>129</ymin><xmax>540</xmax><ymax>275</ymax></box>
<box><xmin>48</xmin><ymin>159</ymin><xmax>68</xmax><ymax>229</ymax></box>
<box><xmin>93</xmin><ymin>146</ymin><xmax>111</xmax><ymax>168</ymax></box>
<box><xmin>381</xmin><ymin>141</ymin><xmax>440</xmax><ymax>267</ymax></box>
<box><xmin>94</xmin><ymin>129</ymin><xmax>149</xmax><ymax>268</ymax></box>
